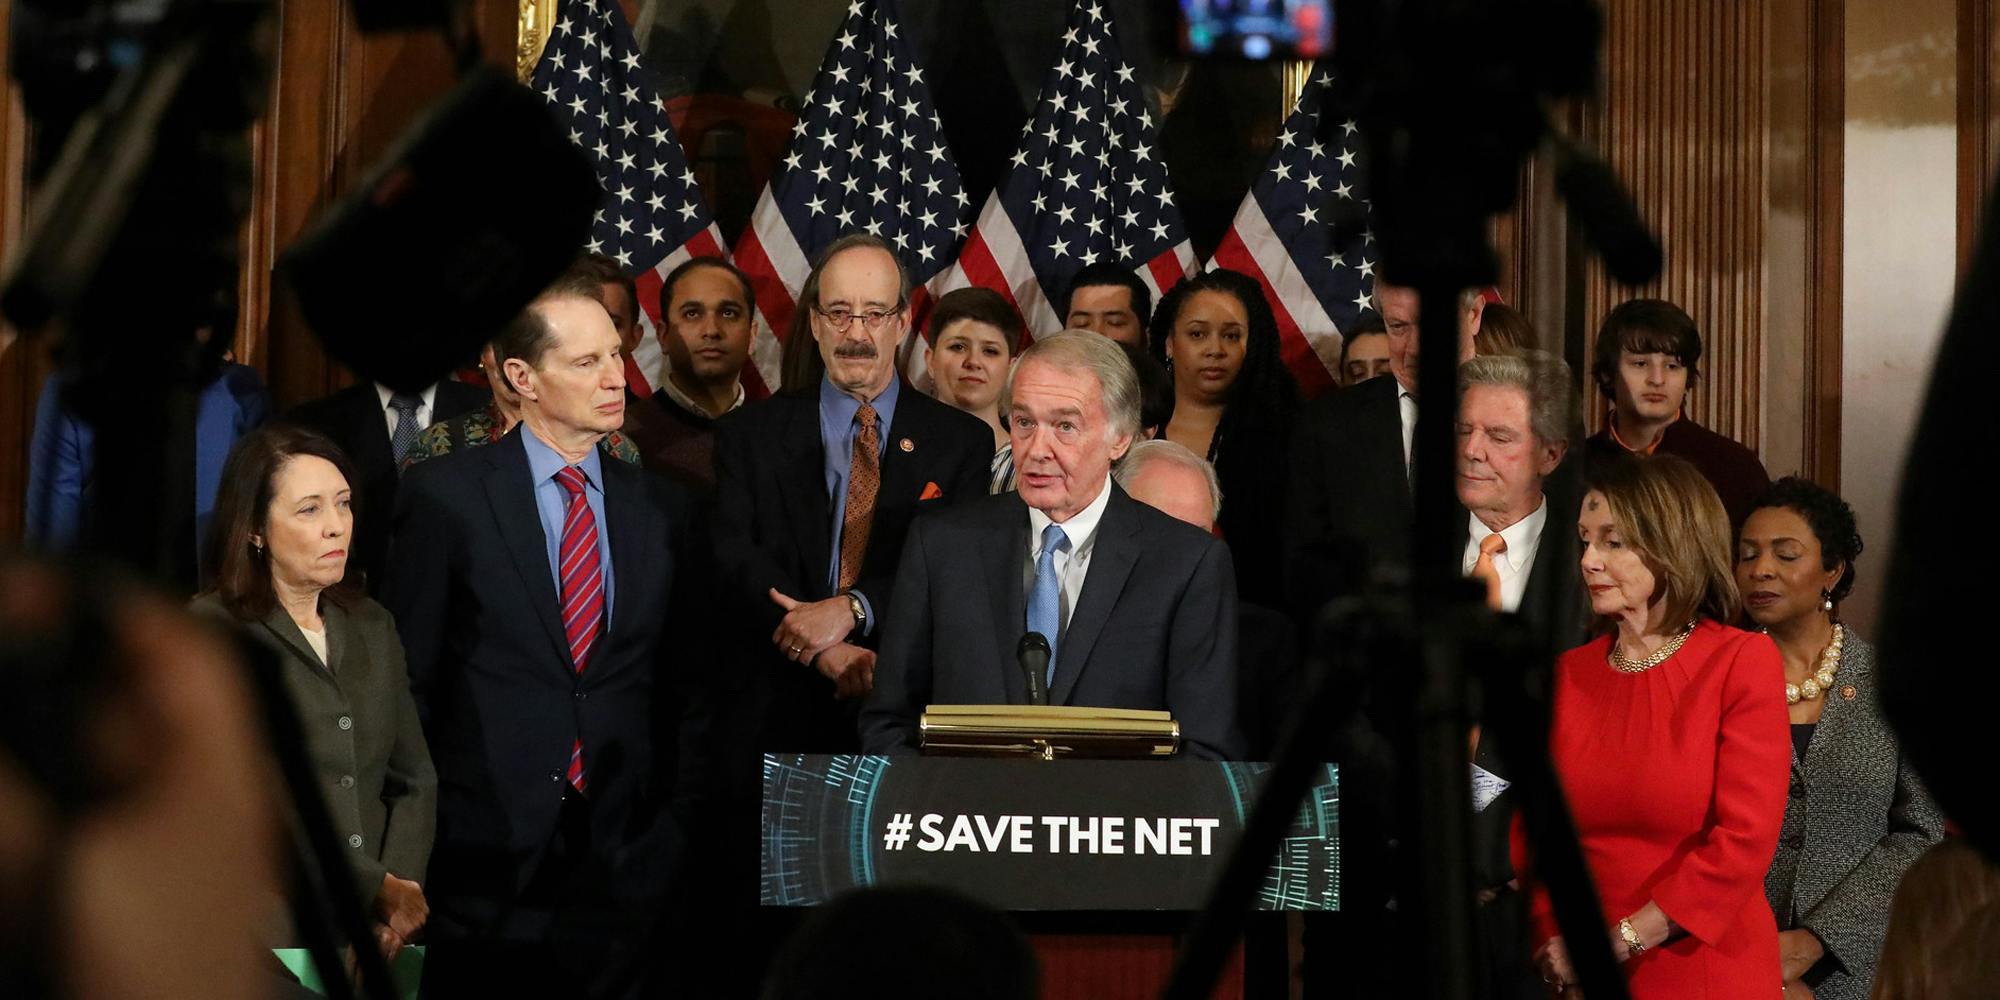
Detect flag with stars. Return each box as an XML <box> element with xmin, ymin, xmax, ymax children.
<box><xmin>529</xmin><ymin>0</ymin><xmax>738</xmax><ymax>398</ymax></box>
<box><xmin>930</xmin><ymin>0</ymin><xmax>1197</xmax><ymax>343</ymax></box>
<box><xmin>1206</xmin><ymin>62</ymin><xmax>1374</xmax><ymax>398</ymax></box>
<box><xmin>731</xmin><ymin>0</ymin><xmax>969</xmax><ymax>390</ymax></box>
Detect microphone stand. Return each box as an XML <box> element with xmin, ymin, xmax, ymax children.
<box><xmin>1166</xmin><ymin>2</ymin><xmax>1659</xmax><ymax>998</ymax></box>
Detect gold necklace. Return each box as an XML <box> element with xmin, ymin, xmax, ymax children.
<box><xmin>1607</xmin><ymin>620</ymin><xmax>1698</xmax><ymax>673</ymax></box>
<box><xmin>1784</xmin><ymin>623</ymin><xmax>1845</xmax><ymax>705</ymax></box>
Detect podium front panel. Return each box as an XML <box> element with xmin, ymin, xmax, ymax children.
<box><xmin>760</xmin><ymin>754</ymin><xmax>1339</xmax><ymax>911</ymax></box>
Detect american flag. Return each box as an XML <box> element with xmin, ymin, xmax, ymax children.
<box><xmin>732</xmin><ymin>0</ymin><xmax>968</xmax><ymax>391</ymax></box>
<box><xmin>529</xmin><ymin>0</ymin><xmax>735</xmax><ymax>398</ymax></box>
<box><xmin>1207</xmin><ymin>62</ymin><xmax>1374</xmax><ymax>397</ymax></box>
<box><xmin>931</xmin><ymin>0</ymin><xmax>1197</xmax><ymax>345</ymax></box>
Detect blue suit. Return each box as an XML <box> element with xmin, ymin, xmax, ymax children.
<box><xmin>26</xmin><ymin>365</ymin><xmax>271</xmax><ymax>575</ymax></box>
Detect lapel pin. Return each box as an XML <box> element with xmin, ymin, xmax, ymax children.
<box><xmin>899</xmin><ymin>437</ymin><xmax>914</xmax><ymax>452</ymax></box>
<box><xmin>1840</xmin><ymin>684</ymin><xmax>1857</xmax><ymax>701</ymax></box>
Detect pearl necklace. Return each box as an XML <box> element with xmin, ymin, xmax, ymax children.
<box><xmin>1785</xmin><ymin>623</ymin><xmax>1845</xmax><ymax>705</ymax></box>
<box><xmin>1607</xmin><ymin>620</ymin><xmax>1699</xmax><ymax>673</ymax></box>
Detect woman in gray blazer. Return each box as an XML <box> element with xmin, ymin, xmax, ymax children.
<box><xmin>1738</xmin><ymin>478</ymin><xmax>1944</xmax><ymax>1000</ymax></box>
<box><xmin>194</xmin><ymin>424</ymin><xmax>436</xmax><ymax>962</ymax></box>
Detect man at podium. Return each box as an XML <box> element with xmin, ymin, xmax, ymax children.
<box><xmin>860</xmin><ymin>331</ymin><xmax>1244</xmax><ymax>760</ymax></box>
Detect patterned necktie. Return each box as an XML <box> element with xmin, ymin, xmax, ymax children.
<box><xmin>554</xmin><ymin>466</ymin><xmax>603</xmax><ymax>794</ymax></box>
<box><xmin>388</xmin><ymin>392</ymin><xmax>425</xmax><ymax>471</ymax></box>
<box><xmin>1471</xmin><ymin>533</ymin><xmax>1508</xmax><ymax>611</ymax></box>
<box><xmin>838</xmin><ymin>403</ymin><xmax>880</xmax><ymax>591</ymax></box>
<box><xmin>1026</xmin><ymin>523</ymin><xmax>1069</xmax><ymax>684</ymax></box>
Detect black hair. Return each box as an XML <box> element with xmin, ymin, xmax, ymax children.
<box><xmin>1591</xmin><ymin>298</ymin><xmax>1704</xmax><ymax>395</ymax></box>
<box><xmin>1747</xmin><ymin>476</ymin><xmax>1864</xmax><ymax>603</ymax></box>
<box><xmin>659</xmin><ymin>255</ymin><xmax>755</xmax><ymax>318</ymax></box>
<box><xmin>1060</xmin><ymin>262</ymin><xmax>1154</xmax><ymax>328</ymax></box>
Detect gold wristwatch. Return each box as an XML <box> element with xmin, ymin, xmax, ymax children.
<box><xmin>846</xmin><ymin>592</ymin><xmax>867</xmax><ymax>630</ymax></box>
<box><xmin>1618</xmin><ymin>917</ymin><xmax>1647</xmax><ymax>955</ymax></box>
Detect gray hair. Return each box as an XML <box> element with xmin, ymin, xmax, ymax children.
<box><xmin>1114</xmin><ymin>439</ymin><xmax>1223</xmax><ymax>521</ymax></box>
<box><xmin>1001</xmin><ymin>329</ymin><xmax>1141</xmax><ymax>441</ymax></box>
<box><xmin>1457</xmin><ymin>349</ymin><xmax>1577</xmax><ymax>449</ymax></box>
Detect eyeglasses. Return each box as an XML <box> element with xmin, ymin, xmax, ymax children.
<box><xmin>812</xmin><ymin>303</ymin><xmax>905</xmax><ymax>332</ymax></box>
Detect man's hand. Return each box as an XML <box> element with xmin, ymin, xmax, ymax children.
<box><xmin>814</xmin><ymin>642</ymin><xmax>876</xmax><ymax>699</ymax></box>
<box><xmin>374</xmin><ymin>874</ymin><xmax>427</xmax><ymax>952</ymax></box>
<box><xmin>769</xmin><ymin>589</ymin><xmax>855</xmax><ymax>663</ymax></box>
<box><xmin>1778</xmin><ymin>929</ymin><xmax>1825</xmax><ymax>983</ymax></box>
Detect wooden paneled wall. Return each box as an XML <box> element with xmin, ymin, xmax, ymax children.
<box><xmin>1961</xmin><ymin>0</ymin><xmax>2000</xmax><ymax>270</ymax></box>
<box><xmin>0</xmin><ymin>1</ymin><xmax>518</xmax><ymax>539</ymax></box>
<box><xmin>1580</xmin><ymin>0</ymin><xmax>1771</xmax><ymax>452</ymax></box>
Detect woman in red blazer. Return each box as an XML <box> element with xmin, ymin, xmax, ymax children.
<box><xmin>1518</xmin><ymin>454</ymin><xmax>1790</xmax><ymax>997</ymax></box>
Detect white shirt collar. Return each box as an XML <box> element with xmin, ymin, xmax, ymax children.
<box><xmin>375</xmin><ymin>382</ymin><xmax>437</xmax><ymax>413</ymax></box>
<box><xmin>1466</xmin><ymin>493</ymin><xmax>1548</xmax><ymax>575</ymax></box>
<box><xmin>1029</xmin><ymin>474</ymin><xmax>1114</xmax><ymax>557</ymax></box>
<box><xmin>658</xmin><ymin>373</ymin><xmax>744</xmax><ymax>418</ymax></box>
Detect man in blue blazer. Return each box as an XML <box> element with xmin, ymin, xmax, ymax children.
<box><xmin>860</xmin><ymin>331</ymin><xmax>1244</xmax><ymax>761</ymax></box>
<box><xmin>381</xmin><ymin>272</ymin><xmax>700</xmax><ymax>999</ymax></box>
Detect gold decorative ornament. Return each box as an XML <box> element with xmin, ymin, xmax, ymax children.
<box><xmin>517</xmin><ymin>0</ymin><xmax>561</xmax><ymax>82</ymax></box>
<box><xmin>1607</xmin><ymin>620</ymin><xmax>1698</xmax><ymax>673</ymax></box>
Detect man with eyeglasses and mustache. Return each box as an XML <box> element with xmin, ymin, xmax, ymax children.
<box><xmin>713</xmin><ymin>233</ymin><xmax>993</xmax><ymax>752</ymax></box>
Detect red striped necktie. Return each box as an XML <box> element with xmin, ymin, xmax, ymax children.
<box><xmin>554</xmin><ymin>465</ymin><xmax>603</xmax><ymax>794</ymax></box>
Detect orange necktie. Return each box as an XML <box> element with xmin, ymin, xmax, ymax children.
<box><xmin>1471</xmin><ymin>533</ymin><xmax>1508</xmax><ymax>611</ymax></box>
<box><xmin>838</xmin><ymin>403</ymin><xmax>880</xmax><ymax>591</ymax></box>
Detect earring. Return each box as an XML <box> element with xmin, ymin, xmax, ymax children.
<box><xmin>1820</xmin><ymin>589</ymin><xmax>1833</xmax><ymax>613</ymax></box>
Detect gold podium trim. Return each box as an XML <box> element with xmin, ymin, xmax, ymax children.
<box><xmin>919</xmin><ymin>705</ymin><xmax>1180</xmax><ymax>760</ymax></box>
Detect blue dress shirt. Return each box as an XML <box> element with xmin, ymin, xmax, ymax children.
<box><xmin>521</xmin><ymin>427</ymin><xmax>616</xmax><ymax>626</ymax></box>
<box><xmin>817</xmin><ymin>375</ymin><xmax>900</xmax><ymax>633</ymax></box>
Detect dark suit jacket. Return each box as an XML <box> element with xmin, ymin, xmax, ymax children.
<box><xmin>191</xmin><ymin>593</ymin><xmax>436</xmax><ymax>912</ymax></box>
<box><xmin>859</xmin><ymin>485</ymin><xmax>1246</xmax><ymax>760</ymax></box>
<box><xmin>711</xmin><ymin>381</ymin><xmax>992</xmax><ymax>752</ymax></box>
<box><xmin>1765</xmin><ymin>635</ymin><xmax>1944</xmax><ymax>1000</ymax></box>
<box><xmin>379</xmin><ymin>425</ymin><xmax>697</xmax><ymax>925</ymax></box>
<box><xmin>1284</xmin><ymin>375</ymin><xmax>1409</xmax><ymax>622</ymax></box>
<box><xmin>289</xmin><ymin>380</ymin><xmax>489</xmax><ymax>594</ymax></box>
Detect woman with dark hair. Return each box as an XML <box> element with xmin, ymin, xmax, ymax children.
<box><xmin>1517</xmin><ymin>454</ymin><xmax>1789</xmax><ymax>998</ymax></box>
<box><xmin>922</xmin><ymin>287</ymin><xmax>1025</xmax><ymax>492</ymax></box>
<box><xmin>1737</xmin><ymin>478</ymin><xmax>1943</xmax><ymax>1000</ymax></box>
<box><xmin>193</xmin><ymin>424</ymin><xmax>435</xmax><ymax>963</ymax></box>
<box><xmin>1148</xmin><ymin>268</ymin><xmax>1300</xmax><ymax>606</ymax></box>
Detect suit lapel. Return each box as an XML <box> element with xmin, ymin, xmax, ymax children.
<box><xmin>260</xmin><ymin>606</ymin><xmax>331</xmax><ymax>679</ymax></box>
<box><xmin>774</xmin><ymin>394</ymin><xmax>834</xmax><ymax>597</ymax></box>
<box><xmin>1371</xmin><ymin>379</ymin><xmax>1413</xmax><ymax>517</ymax></box>
<box><xmin>341</xmin><ymin>386</ymin><xmax>395</xmax><ymax>481</ymax></box>
<box><xmin>1051</xmin><ymin>487</ymin><xmax>1141</xmax><ymax>705</ymax></box>
<box><xmin>983</xmin><ymin>496</ymin><xmax>1031</xmax><ymax>703</ymax></box>
<box><xmin>483</xmin><ymin>432</ymin><xmax>572</xmax><ymax>669</ymax></box>
<box><xmin>320</xmin><ymin>601</ymin><xmax>349</xmax><ymax>678</ymax></box>
<box><xmin>876</xmin><ymin>384</ymin><xmax>926</xmax><ymax>511</ymax></box>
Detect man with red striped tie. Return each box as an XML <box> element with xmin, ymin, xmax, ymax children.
<box><xmin>383</xmin><ymin>269</ymin><xmax>702</xmax><ymax>999</ymax></box>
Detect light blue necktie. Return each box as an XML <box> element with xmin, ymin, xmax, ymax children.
<box><xmin>1026</xmin><ymin>523</ymin><xmax>1069</xmax><ymax>685</ymax></box>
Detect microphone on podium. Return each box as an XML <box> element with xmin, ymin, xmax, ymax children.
<box><xmin>1017</xmin><ymin>632</ymin><xmax>1051</xmax><ymax>706</ymax></box>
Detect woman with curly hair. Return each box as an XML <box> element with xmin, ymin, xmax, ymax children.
<box><xmin>1148</xmin><ymin>268</ymin><xmax>1301</xmax><ymax>607</ymax></box>
<box><xmin>1738</xmin><ymin>477</ymin><xmax>1944</xmax><ymax>1000</ymax></box>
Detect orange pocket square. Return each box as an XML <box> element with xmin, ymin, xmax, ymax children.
<box><xmin>919</xmin><ymin>482</ymin><xmax>944</xmax><ymax>500</ymax></box>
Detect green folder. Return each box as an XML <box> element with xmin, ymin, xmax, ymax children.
<box><xmin>272</xmin><ymin>946</ymin><xmax>423</xmax><ymax>1000</ymax></box>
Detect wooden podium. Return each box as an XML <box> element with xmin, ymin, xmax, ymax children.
<box><xmin>760</xmin><ymin>752</ymin><xmax>1338</xmax><ymax>997</ymax></box>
